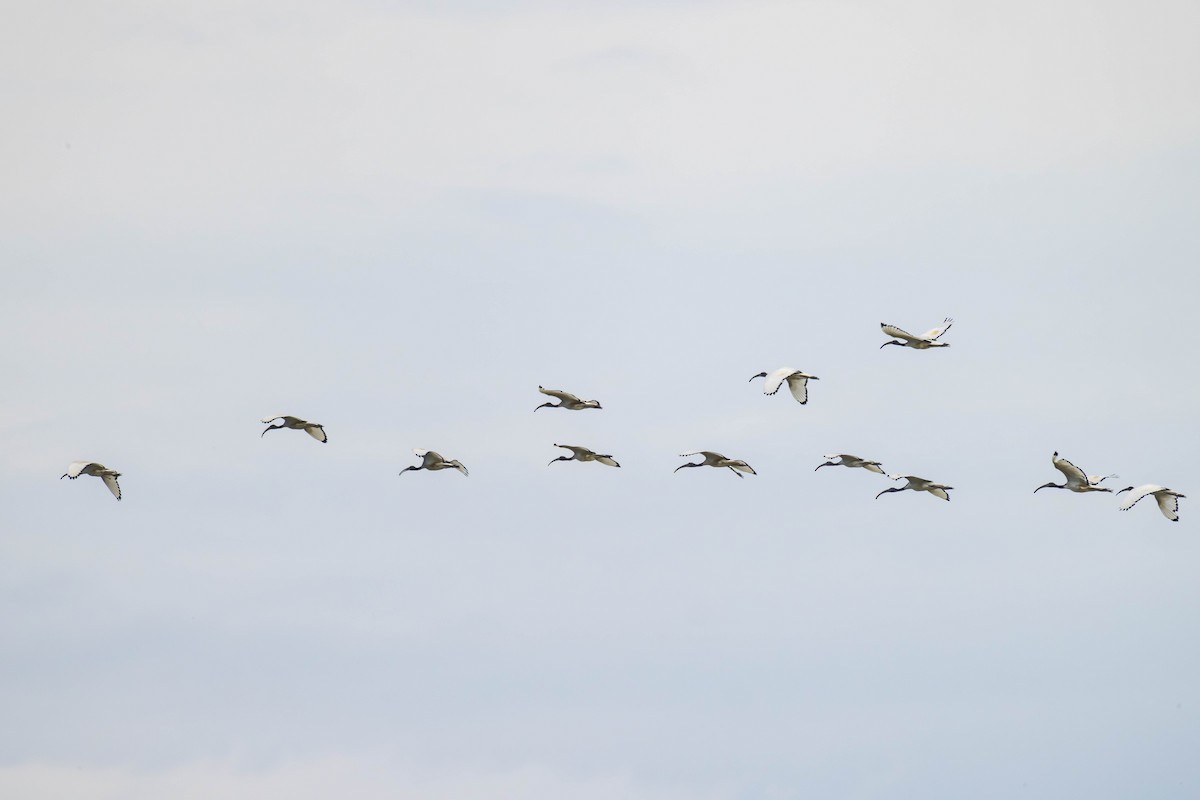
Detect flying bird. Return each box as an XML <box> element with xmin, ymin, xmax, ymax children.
<box><xmin>1117</xmin><ymin>485</ymin><xmax>1186</xmax><ymax>522</ymax></box>
<box><xmin>534</xmin><ymin>386</ymin><xmax>601</xmax><ymax>411</ymax></box>
<box><xmin>400</xmin><ymin>449</ymin><xmax>468</xmax><ymax>476</ymax></box>
<box><xmin>1034</xmin><ymin>452</ymin><xmax>1115</xmax><ymax>494</ymax></box>
<box><xmin>749</xmin><ymin>367</ymin><xmax>820</xmax><ymax>404</ymax></box>
<box><xmin>261</xmin><ymin>415</ymin><xmax>327</xmax><ymax>443</ymax></box>
<box><xmin>548</xmin><ymin>444</ymin><xmax>620</xmax><ymax>467</ymax></box>
<box><xmin>815</xmin><ymin>453</ymin><xmax>884</xmax><ymax>473</ymax></box>
<box><xmin>674</xmin><ymin>451</ymin><xmax>757</xmax><ymax>478</ymax></box>
<box><xmin>880</xmin><ymin>318</ymin><xmax>953</xmax><ymax>349</ymax></box>
<box><xmin>61</xmin><ymin>461</ymin><xmax>122</xmax><ymax>500</ymax></box>
<box><xmin>876</xmin><ymin>474</ymin><xmax>953</xmax><ymax>501</ymax></box>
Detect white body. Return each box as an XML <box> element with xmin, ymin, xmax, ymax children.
<box><xmin>61</xmin><ymin>461</ymin><xmax>122</xmax><ymax>500</ymax></box>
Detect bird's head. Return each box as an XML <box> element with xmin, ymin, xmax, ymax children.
<box><xmin>748</xmin><ymin>372</ymin><xmax>768</xmax><ymax>381</ymax></box>
<box><xmin>1116</xmin><ymin>486</ymin><xmax>1134</xmax><ymax>495</ymax></box>
<box><xmin>1033</xmin><ymin>482</ymin><xmax>1057</xmax><ymax>493</ymax></box>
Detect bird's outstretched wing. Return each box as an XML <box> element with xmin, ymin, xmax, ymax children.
<box><xmin>1052</xmin><ymin>455</ymin><xmax>1088</xmax><ymax>487</ymax></box>
<box><xmin>679</xmin><ymin>450</ymin><xmax>725</xmax><ymax>460</ymax></box>
<box><xmin>724</xmin><ymin>460</ymin><xmax>756</xmax><ymax>475</ymax></box>
<box><xmin>922</xmin><ymin>318</ymin><xmax>953</xmax><ymax>341</ymax></box>
<box><xmin>101</xmin><ymin>472</ymin><xmax>122</xmax><ymax>500</ymax></box>
<box><xmin>63</xmin><ymin>461</ymin><xmax>97</xmax><ymax>479</ymax></box>
<box><xmin>539</xmin><ymin>387</ymin><xmax>581</xmax><ymax>404</ymax></box>
<box><xmin>1118</xmin><ymin>485</ymin><xmax>1161</xmax><ymax>511</ymax></box>
<box><xmin>447</xmin><ymin>460</ymin><xmax>469</xmax><ymax>476</ymax></box>
<box><xmin>594</xmin><ymin>455</ymin><xmax>621</xmax><ymax>468</ymax></box>
<box><xmin>928</xmin><ymin>486</ymin><xmax>951</xmax><ymax>501</ymax></box>
<box><xmin>880</xmin><ymin>324</ymin><xmax>921</xmax><ymax>343</ymax></box>
<box><xmin>557</xmin><ymin>444</ymin><xmax>592</xmax><ymax>457</ymax></box>
<box><xmin>1155</xmin><ymin>492</ymin><xmax>1183</xmax><ymax>521</ymax></box>
<box><xmin>785</xmin><ymin>374</ymin><xmax>811</xmax><ymax>404</ymax></box>
<box><xmin>305</xmin><ymin>424</ymin><xmax>327</xmax><ymax>443</ymax></box>
<box><xmin>761</xmin><ymin>369</ymin><xmax>792</xmax><ymax>395</ymax></box>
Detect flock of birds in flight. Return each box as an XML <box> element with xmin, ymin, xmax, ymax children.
<box><xmin>59</xmin><ymin>318</ymin><xmax>1186</xmax><ymax>521</ymax></box>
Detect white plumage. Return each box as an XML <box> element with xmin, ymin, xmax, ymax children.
<box><xmin>1117</xmin><ymin>485</ymin><xmax>1186</xmax><ymax>521</ymax></box>
<box><xmin>1034</xmin><ymin>452</ymin><xmax>1115</xmax><ymax>494</ymax></box>
<box><xmin>261</xmin><ymin>415</ymin><xmax>328</xmax><ymax>443</ymax></box>
<box><xmin>61</xmin><ymin>461</ymin><xmax>122</xmax><ymax>500</ymax></box>
<box><xmin>876</xmin><ymin>474</ymin><xmax>953</xmax><ymax>501</ymax></box>
<box><xmin>534</xmin><ymin>386</ymin><xmax>602</xmax><ymax>411</ymax></box>
<box><xmin>815</xmin><ymin>453</ymin><xmax>884</xmax><ymax>473</ymax></box>
<box><xmin>749</xmin><ymin>368</ymin><xmax>820</xmax><ymax>404</ymax></box>
<box><xmin>880</xmin><ymin>318</ymin><xmax>953</xmax><ymax>349</ymax></box>
<box><xmin>400</xmin><ymin>449</ymin><xmax>469</xmax><ymax>476</ymax></box>
<box><xmin>674</xmin><ymin>451</ymin><xmax>757</xmax><ymax>478</ymax></box>
<box><xmin>548</xmin><ymin>444</ymin><xmax>620</xmax><ymax>467</ymax></box>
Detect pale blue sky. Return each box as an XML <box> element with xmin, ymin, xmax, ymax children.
<box><xmin>3</xmin><ymin>1</ymin><xmax>1199</xmax><ymax>797</ymax></box>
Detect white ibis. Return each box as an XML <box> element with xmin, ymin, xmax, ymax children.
<box><xmin>1034</xmin><ymin>452</ymin><xmax>1114</xmax><ymax>494</ymax></box>
<box><xmin>548</xmin><ymin>444</ymin><xmax>620</xmax><ymax>467</ymax></box>
<box><xmin>400</xmin><ymin>449</ymin><xmax>468</xmax><ymax>476</ymax></box>
<box><xmin>815</xmin><ymin>453</ymin><xmax>884</xmax><ymax>473</ymax></box>
<box><xmin>674</xmin><ymin>451</ymin><xmax>757</xmax><ymax>478</ymax></box>
<box><xmin>534</xmin><ymin>387</ymin><xmax>601</xmax><ymax>411</ymax></box>
<box><xmin>876</xmin><ymin>474</ymin><xmax>953</xmax><ymax>501</ymax></box>
<box><xmin>1117</xmin><ymin>485</ymin><xmax>1186</xmax><ymax>522</ymax></box>
<box><xmin>880</xmin><ymin>318</ymin><xmax>953</xmax><ymax>349</ymax></box>
<box><xmin>261</xmin><ymin>415</ymin><xmax>327</xmax><ymax>443</ymax></box>
<box><xmin>749</xmin><ymin>368</ymin><xmax>820</xmax><ymax>404</ymax></box>
<box><xmin>61</xmin><ymin>461</ymin><xmax>122</xmax><ymax>500</ymax></box>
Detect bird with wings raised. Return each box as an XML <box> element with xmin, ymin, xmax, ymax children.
<box><xmin>1034</xmin><ymin>452</ymin><xmax>1115</xmax><ymax>494</ymax></box>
